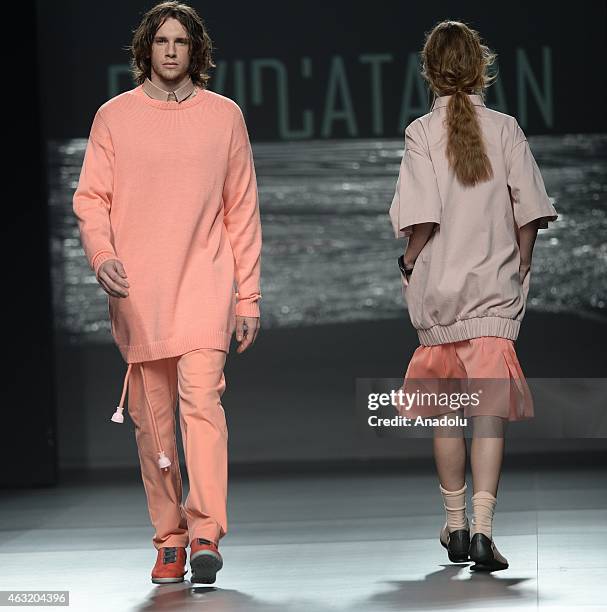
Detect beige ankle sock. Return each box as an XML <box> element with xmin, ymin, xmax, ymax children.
<box><xmin>439</xmin><ymin>482</ymin><xmax>468</xmax><ymax>531</ymax></box>
<box><xmin>471</xmin><ymin>491</ymin><xmax>497</xmax><ymax>539</ymax></box>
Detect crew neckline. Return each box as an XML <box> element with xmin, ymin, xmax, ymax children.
<box><xmin>130</xmin><ymin>83</ymin><xmax>207</xmax><ymax>110</ymax></box>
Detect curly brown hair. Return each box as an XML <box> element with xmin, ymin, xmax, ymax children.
<box><xmin>421</xmin><ymin>20</ymin><xmax>498</xmax><ymax>187</ymax></box>
<box><xmin>127</xmin><ymin>1</ymin><xmax>215</xmax><ymax>88</ymax></box>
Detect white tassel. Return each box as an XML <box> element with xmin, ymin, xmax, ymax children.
<box><xmin>158</xmin><ymin>451</ymin><xmax>171</xmax><ymax>469</ymax></box>
<box><xmin>111</xmin><ymin>406</ymin><xmax>124</xmax><ymax>423</ymax></box>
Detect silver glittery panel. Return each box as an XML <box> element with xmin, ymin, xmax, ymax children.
<box><xmin>48</xmin><ymin>135</ymin><xmax>607</xmax><ymax>346</ymax></box>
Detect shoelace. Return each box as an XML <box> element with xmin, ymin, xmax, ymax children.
<box><xmin>196</xmin><ymin>538</ymin><xmax>213</xmax><ymax>546</ymax></box>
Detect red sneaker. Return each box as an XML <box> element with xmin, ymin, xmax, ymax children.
<box><xmin>151</xmin><ymin>546</ymin><xmax>187</xmax><ymax>584</ymax></box>
<box><xmin>189</xmin><ymin>537</ymin><xmax>223</xmax><ymax>584</ymax></box>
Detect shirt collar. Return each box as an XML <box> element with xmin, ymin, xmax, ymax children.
<box><xmin>431</xmin><ymin>93</ymin><xmax>486</xmax><ymax>110</ymax></box>
<box><xmin>142</xmin><ymin>76</ymin><xmax>196</xmax><ymax>102</ymax></box>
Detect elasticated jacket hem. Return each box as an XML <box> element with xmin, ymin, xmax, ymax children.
<box><xmin>417</xmin><ymin>316</ymin><xmax>520</xmax><ymax>346</ymax></box>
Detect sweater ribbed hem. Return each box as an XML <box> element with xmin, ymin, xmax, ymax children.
<box><xmin>116</xmin><ymin>329</ymin><xmax>233</xmax><ymax>363</ymax></box>
<box><xmin>417</xmin><ymin>316</ymin><xmax>520</xmax><ymax>346</ymax></box>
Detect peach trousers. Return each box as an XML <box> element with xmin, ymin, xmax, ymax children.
<box><xmin>126</xmin><ymin>347</ymin><xmax>228</xmax><ymax>550</ymax></box>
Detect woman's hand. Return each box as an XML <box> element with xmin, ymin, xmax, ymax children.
<box><xmin>404</xmin><ymin>222</ymin><xmax>435</xmax><ymax>268</ymax></box>
<box><xmin>519</xmin><ymin>262</ymin><xmax>531</xmax><ymax>284</ymax></box>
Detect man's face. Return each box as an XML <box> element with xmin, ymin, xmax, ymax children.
<box><xmin>149</xmin><ymin>17</ymin><xmax>191</xmax><ymax>84</ymax></box>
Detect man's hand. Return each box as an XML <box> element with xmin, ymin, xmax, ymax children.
<box><xmin>97</xmin><ymin>259</ymin><xmax>130</xmax><ymax>298</ymax></box>
<box><xmin>235</xmin><ymin>315</ymin><xmax>260</xmax><ymax>353</ymax></box>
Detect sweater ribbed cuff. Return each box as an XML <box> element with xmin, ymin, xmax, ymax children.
<box><xmin>92</xmin><ymin>250</ymin><xmax>118</xmax><ymax>276</ymax></box>
<box><xmin>235</xmin><ymin>299</ymin><xmax>261</xmax><ymax>318</ymax></box>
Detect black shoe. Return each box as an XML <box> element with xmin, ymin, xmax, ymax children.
<box><xmin>469</xmin><ymin>532</ymin><xmax>509</xmax><ymax>571</ymax></box>
<box><xmin>439</xmin><ymin>521</ymin><xmax>470</xmax><ymax>563</ymax></box>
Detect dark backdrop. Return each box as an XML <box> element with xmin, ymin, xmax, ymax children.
<box><xmin>5</xmin><ymin>1</ymin><xmax>604</xmax><ymax>488</ymax></box>
<box><xmin>39</xmin><ymin>1</ymin><xmax>606</xmax><ymax>139</ymax></box>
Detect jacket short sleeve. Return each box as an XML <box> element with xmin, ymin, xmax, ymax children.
<box><xmin>389</xmin><ymin>120</ymin><xmax>442</xmax><ymax>238</ymax></box>
<box><xmin>507</xmin><ymin>120</ymin><xmax>558</xmax><ymax>230</ymax></box>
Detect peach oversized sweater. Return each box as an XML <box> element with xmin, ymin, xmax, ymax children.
<box><xmin>73</xmin><ymin>83</ymin><xmax>262</xmax><ymax>364</ymax></box>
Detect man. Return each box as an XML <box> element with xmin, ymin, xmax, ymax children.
<box><xmin>72</xmin><ymin>1</ymin><xmax>262</xmax><ymax>585</ymax></box>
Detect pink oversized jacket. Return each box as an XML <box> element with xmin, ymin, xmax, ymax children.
<box><xmin>73</xmin><ymin>83</ymin><xmax>262</xmax><ymax>367</ymax></box>
<box><xmin>389</xmin><ymin>93</ymin><xmax>558</xmax><ymax>346</ymax></box>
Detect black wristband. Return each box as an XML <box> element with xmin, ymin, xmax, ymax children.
<box><xmin>398</xmin><ymin>254</ymin><xmax>415</xmax><ymax>277</ymax></box>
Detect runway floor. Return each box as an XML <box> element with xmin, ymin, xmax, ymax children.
<box><xmin>1</xmin><ymin>460</ymin><xmax>605</xmax><ymax>612</ymax></box>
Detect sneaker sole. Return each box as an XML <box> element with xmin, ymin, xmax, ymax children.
<box><xmin>151</xmin><ymin>574</ymin><xmax>186</xmax><ymax>584</ymax></box>
<box><xmin>190</xmin><ymin>551</ymin><xmax>223</xmax><ymax>584</ymax></box>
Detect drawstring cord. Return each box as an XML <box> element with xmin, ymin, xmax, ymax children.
<box><xmin>111</xmin><ymin>363</ymin><xmax>132</xmax><ymax>423</ymax></box>
<box><xmin>110</xmin><ymin>363</ymin><xmax>172</xmax><ymax>471</ymax></box>
<box><xmin>139</xmin><ymin>363</ymin><xmax>172</xmax><ymax>471</ymax></box>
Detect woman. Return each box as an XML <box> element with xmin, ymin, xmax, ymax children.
<box><xmin>388</xmin><ymin>20</ymin><xmax>557</xmax><ymax>571</ymax></box>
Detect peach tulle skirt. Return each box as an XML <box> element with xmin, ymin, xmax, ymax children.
<box><xmin>394</xmin><ymin>336</ymin><xmax>534</xmax><ymax>422</ymax></box>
